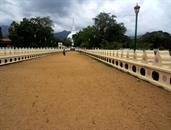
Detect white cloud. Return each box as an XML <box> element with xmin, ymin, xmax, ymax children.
<box><xmin>0</xmin><ymin>0</ymin><xmax>24</xmax><ymax>24</ymax></box>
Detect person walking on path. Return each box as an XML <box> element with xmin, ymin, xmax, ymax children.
<box><xmin>63</xmin><ymin>48</ymin><xmax>66</xmax><ymax>56</ymax></box>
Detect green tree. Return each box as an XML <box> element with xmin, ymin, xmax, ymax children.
<box><xmin>63</xmin><ymin>38</ymin><xmax>72</xmax><ymax>47</ymax></box>
<box><xmin>0</xmin><ymin>27</ymin><xmax>2</xmax><ymax>38</ymax></box>
<box><xmin>73</xmin><ymin>12</ymin><xmax>130</xmax><ymax>49</ymax></box>
<box><xmin>9</xmin><ymin>17</ymin><xmax>56</xmax><ymax>47</ymax></box>
<box><xmin>0</xmin><ymin>26</ymin><xmax>3</xmax><ymax>47</ymax></box>
<box><xmin>139</xmin><ymin>31</ymin><xmax>171</xmax><ymax>50</ymax></box>
<box><xmin>73</xmin><ymin>26</ymin><xmax>97</xmax><ymax>48</ymax></box>
<box><xmin>93</xmin><ymin>12</ymin><xmax>127</xmax><ymax>46</ymax></box>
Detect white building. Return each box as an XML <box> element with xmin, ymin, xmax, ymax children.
<box><xmin>58</xmin><ymin>42</ymin><xmax>65</xmax><ymax>49</ymax></box>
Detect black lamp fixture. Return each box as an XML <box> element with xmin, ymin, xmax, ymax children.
<box><xmin>134</xmin><ymin>3</ymin><xmax>140</xmax><ymax>52</ymax></box>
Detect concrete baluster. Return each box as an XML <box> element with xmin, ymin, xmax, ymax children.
<box><xmin>154</xmin><ymin>50</ymin><xmax>171</xmax><ymax>68</ymax></box>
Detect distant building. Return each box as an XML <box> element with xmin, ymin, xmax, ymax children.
<box><xmin>58</xmin><ymin>42</ymin><xmax>65</xmax><ymax>49</ymax></box>
<box><xmin>0</xmin><ymin>38</ymin><xmax>12</xmax><ymax>47</ymax></box>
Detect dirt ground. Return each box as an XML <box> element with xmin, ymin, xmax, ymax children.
<box><xmin>0</xmin><ymin>52</ymin><xmax>171</xmax><ymax>130</ymax></box>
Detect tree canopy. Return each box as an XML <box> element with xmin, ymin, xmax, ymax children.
<box><xmin>138</xmin><ymin>31</ymin><xmax>171</xmax><ymax>50</ymax></box>
<box><xmin>73</xmin><ymin>12</ymin><xmax>130</xmax><ymax>49</ymax></box>
<box><xmin>0</xmin><ymin>27</ymin><xmax>2</xmax><ymax>38</ymax></box>
<box><xmin>9</xmin><ymin>17</ymin><xmax>59</xmax><ymax>47</ymax></box>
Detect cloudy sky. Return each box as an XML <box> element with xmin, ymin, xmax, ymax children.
<box><xmin>0</xmin><ymin>0</ymin><xmax>171</xmax><ymax>35</ymax></box>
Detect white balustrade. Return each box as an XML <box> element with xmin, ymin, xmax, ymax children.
<box><xmin>122</xmin><ymin>50</ymin><xmax>128</xmax><ymax>59</ymax></box>
<box><xmin>135</xmin><ymin>50</ymin><xmax>143</xmax><ymax>62</ymax></box>
<box><xmin>128</xmin><ymin>50</ymin><xmax>134</xmax><ymax>60</ymax></box>
<box><xmin>142</xmin><ymin>50</ymin><xmax>155</xmax><ymax>64</ymax></box>
<box><xmin>117</xmin><ymin>50</ymin><xmax>122</xmax><ymax>58</ymax></box>
<box><xmin>154</xmin><ymin>51</ymin><xmax>171</xmax><ymax>68</ymax></box>
<box><xmin>78</xmin><ymin>48</ymin><xmax>171</xmax><ymax>92</ymax></box>
<box><xmin>0</xmin><ymin>47</ymin><xmax>63</xmax><ymax>66</ymax></box>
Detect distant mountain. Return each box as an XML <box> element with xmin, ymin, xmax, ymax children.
<box><xmin>54</xmin><ymin>30</ymin><xmax>71</xmax><ymax>40</ymax></box>
<box><xmin>1</xmin><ymin>25</ymin><xmax>9</xmax><ymax>37</ymax></box>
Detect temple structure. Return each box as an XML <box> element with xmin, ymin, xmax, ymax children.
<box><xmin>67</xmin><ymin>18</ymin><xmax>76</xmax><ymax>46</ymax></box>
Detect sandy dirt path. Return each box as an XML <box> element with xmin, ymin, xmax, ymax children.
<box><xmin>0</xmin><ymin>52</ymin><xmax>171</xmax><ymax>130</ymax></box>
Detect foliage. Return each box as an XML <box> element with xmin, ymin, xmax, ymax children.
<box><xmin>73</xmin><ymin>12</ymin><xmax>130</xmax><ymax>49</ymax></box>
<box><xmin>8</xmin><ymin>17</ymin><xmax>59</xmax><ymax>47</ymax></box>
<box><xmin>0</xmin><ymin>27</ymin><xmax>2</xmax><ymax>38</ymax></box>
<box><xmin>73</xmin><ymin>26</ymin><xmax>97</xmax><ymax>48</ymax></box>
<box><xmin>63</xmin><ymin>38</ymin><xmax>72</xmax><ymax>47</ymax></box>
<box><xmin>138</xmin><ymin>31</ymin><xmax>171</xmax><ymax>50</ymax></box>
<box><xmin>93</xmin><ymin>12</ymin><xmax>126</xmax><ymax>42</ymax></box>
<box><xmin>0</xmin><ymin>26</ymin><xmax>2</xmax><ymax>47</ymax></box>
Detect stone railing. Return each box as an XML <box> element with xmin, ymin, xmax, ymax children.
<box><xmin>0</xmin><ymin>47</ymin><xmax>63</xmax><ymax>66</ymax></box>
<box><xmin>78</xmin><ymin>49</ymin><xmax>171</xmax><ymax>92</ymax></box>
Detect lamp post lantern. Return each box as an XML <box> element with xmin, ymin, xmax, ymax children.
<box><xmin>134</xmin><ymin>3</ymin><xmax>140</xmax><ymax>52</ymax></box>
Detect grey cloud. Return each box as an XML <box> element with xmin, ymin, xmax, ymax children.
<box><xmin>20</xmin><ymin>0</ymin><xmax>91</xmax><ymax>17</ymax></box>
<box><xmin>20</xmin><ymin>0</ymin><xmax>73</xmax><ymax>17</ymax></box>
<box><xmin>0</xmin><ymin>0</ymin><xmax>171</xmax><ymax>35</ymax></box>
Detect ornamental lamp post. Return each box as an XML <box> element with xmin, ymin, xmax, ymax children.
<box><xmin>134</xmin><ymin>3</ymin><xmax>140</xmax><ymax>52</ymax></box>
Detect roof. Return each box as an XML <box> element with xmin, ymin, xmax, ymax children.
<box><xmin>0</xmin><ymin>38</ymin><xmax>11</xmax><ymax>42</ymax></box>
